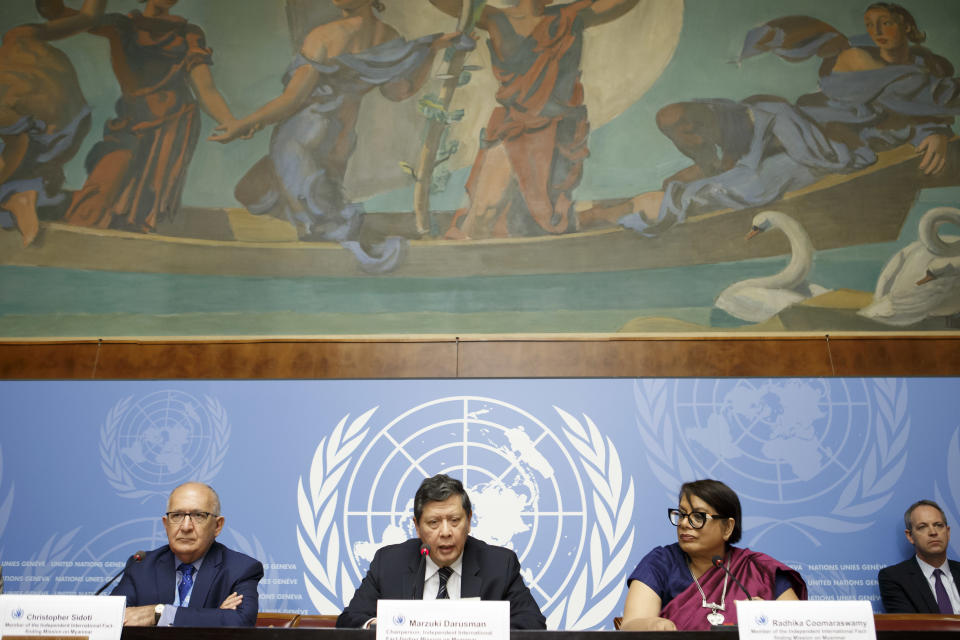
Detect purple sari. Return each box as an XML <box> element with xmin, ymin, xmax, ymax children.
<box><xmin>628</xmin><ymin>543</ymin><xmax>807</xmax><ymax>631</ymax></box>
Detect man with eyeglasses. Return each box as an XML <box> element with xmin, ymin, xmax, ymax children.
<box><xmin>111</xmin><ymin>482</ymin><xmax>264</xmax><ymax>626</ymax></box>
<box><xmin>879</xmin><ymin>499</ymin><xmax>960</xmax><ymax>614</ymax></box>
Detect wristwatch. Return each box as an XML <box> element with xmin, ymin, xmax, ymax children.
<box><xmin>154</xmin><ymin>604</ymin><xmax>165</xmax><ymax>625</ymax></box>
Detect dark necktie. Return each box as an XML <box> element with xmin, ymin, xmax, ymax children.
<box><xmin>934</xmin><ymin>568</ymin><xmax>954</xmax><ymax>614</ymax></box>
<box><xmin>437</xmin><ymin>566</ymin><xmax>452</xmax><ymax>599</ymax></box>
<box><xmin>178</xmin><ymin>564</ymin><xmax>194</xmax><ymax>606</ymax></box>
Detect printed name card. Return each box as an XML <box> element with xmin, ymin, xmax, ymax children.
<box><xmin>0</xmin><ymin>595</ymin><xmax>125</xmax><ymax>640</ymax></box>
<box><xmin>736</xmin><ymin>600</ymin><xmax>876</xmax><ymax>640</ymax></box>
<box><xmin>376</xmin><ymin>599</ymin><xmax>509</xmax><ymax>640</ymax></box>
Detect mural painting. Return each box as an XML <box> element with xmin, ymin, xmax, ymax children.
<box><xmin>0</xmin><ymin>0</ymin><xmax>958</xmax><ymax>335</ymax></box>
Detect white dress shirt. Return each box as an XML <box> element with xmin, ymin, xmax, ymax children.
<box><xmin>361</xmin><ymin>552</ymin><xmax>466</xmax><ymax>629</ymax></box>
<box><xmin>915</xmin><ymin>556</ymin><xmax>960</xmax><ymax>613</ymax></box>
<box><xmin>423</xmin><ymin>555</ymin><xmax>463</xmax><ymax>600</ymax></box>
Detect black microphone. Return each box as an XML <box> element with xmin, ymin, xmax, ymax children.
<box><xmin>712</xmin><ymin>555</ymin><xmax>754</xmax><ymax>600</ymax></box>
<box><xmin>413</xmin><ymin>544</ymin><xmax>430</xmax><ymax>598</ymax></box>
<box><xmin>95</xmin><ymin>550</ymin><xmax>145</xmax><ymax>595</ymax></box>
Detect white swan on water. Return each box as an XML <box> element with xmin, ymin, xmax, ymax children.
<box><xmin>715</xmin><ymin>211</ymin><xmax>831</xmax><ymax>323</ymax></box>
<box><xmin>859</xmin><ymin>206</ymin><xmax>960</xmax><ymax>326</ymax></box>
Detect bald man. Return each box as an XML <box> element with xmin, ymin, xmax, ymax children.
<box><xmin>111</xmin><ymin>482</ymin><xmax>263</xmax><ymax>627</ymax></box>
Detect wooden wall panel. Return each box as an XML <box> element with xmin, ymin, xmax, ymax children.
<box><xmin>826</xmin><ymin>336</ymin><xmax>960</xmax><ymax>376</ymax></box>
<box><xmin>1</xmin><ymin>335</ymin><xmax>958</xmax><ymax>379</ymax></box>
<box><xmin>0</xmin><ymin>339</ymin><xmax>459</xmax><ymax>379</ymax></box>
<box><xmin>455</xmin><ymin>337</ymin><xmax>838</xmax><ymax>377</ymax></box>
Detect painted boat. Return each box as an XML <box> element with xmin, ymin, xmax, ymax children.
<box><xmin>2</xmin><ymin>142</ymin><xmax>957</xmax><ymax>278</ymax></box>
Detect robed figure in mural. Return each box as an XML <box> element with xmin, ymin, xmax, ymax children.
<box><xmin>431</xmin><ymin>0</ymin><xmax>638</xmax><ymax>239</ymax></box>
<box><xmin>0</xmin><ymin>0</ymin><xmax>105</xmax><ymax>247</ymax></box>
<box><xmin>41</xmin><ymin>0</ymin><xmax>238</xmax><ymax>233</ymax></box>
<box><xmin>591</xmin><ymin>3</ymin><xmax>960</xmax><ymax>237</ymax></box>
<box><xmin>210</xmin><ymin>0</ymin><xmax>462</xmax><ymax>272</ymax></box>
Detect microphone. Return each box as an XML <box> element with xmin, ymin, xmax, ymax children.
<box><xmin>413</xmin><ymin>544</ymin><xmax>430</xmax><ymax>598</ymax></box>
<box><xmin>95</xmin><ymin>550</ymin><xmax>145</xmax><ymax>595</ymax></box>
<box><xmin>712</xmin><ymin>555</ymin><xmax>753</xmax><ymax>601</ymax></box>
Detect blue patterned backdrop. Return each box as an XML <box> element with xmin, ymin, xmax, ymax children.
<box><xmin>0</xmin><ymin>378</ymin><xmax>958</xmax><ymax>628</ymax></box>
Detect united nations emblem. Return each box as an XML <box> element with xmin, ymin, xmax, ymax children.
<box><xmin>297</xmin><ymin>396</ymin><xmax>636</xmax><ymax>629</ymax></box>
<box><xmin>100</xmin><ymin>391</ymin><xmax>230</xmax><ymax>499</ymax></box>
<box><xmin>634</xmin><ymin>379</ymin><xmax>909</xmax><ymax>542</ymax></box>
<box><xmin>934</xmin><ymin>426</ymin><xmax>960</xmax><ymax>552</ymax></box>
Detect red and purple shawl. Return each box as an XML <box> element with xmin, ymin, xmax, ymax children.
<box><xmin>628</xmin><ymin>543</ymin><xmax>807</xmax><ymax>631</ymax></box>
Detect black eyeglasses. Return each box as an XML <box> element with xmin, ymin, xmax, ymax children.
<box><xmin>667</xmin><ymin>508</ymin><xmax>722</xmax><ymax>529</ymax></box>
<box><xmin>165</xmin><ymin>511</ymin><xmax>217</xmax><ymax>524</ymax></box>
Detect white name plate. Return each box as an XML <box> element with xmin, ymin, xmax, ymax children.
<box><xmin>376</xmin><ymin>599</ymin><xmax>509</xmax><ymax>640</ymax></box>
<box><xmin>736</xmin><ymin>600</ymin><xmax>876</xmax><ymax>640</ymax></box>
<box><xmin>0</xmin><ymin>595</ymin><xmax>125</xmax><ymax>640</ymax></box>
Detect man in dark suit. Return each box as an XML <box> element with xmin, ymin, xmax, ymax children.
<box><xmin>112</xmin><ymin>482</ymin><xmax>263</xmax><ymax>626</ymax></box>
<box><xmin>337</xmin><ymin>474</ymin><xmax>546</xmax><ymax>629</ymax></box>
<box><xmin>879</xmin><ymin>499</ymin><xmax>960</xmax><ymax>614</ymax></box>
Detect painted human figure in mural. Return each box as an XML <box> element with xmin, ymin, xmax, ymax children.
<box><xmin>209</xmin><ymin>0</ymin><xmax>463</xmax><ymax>272</ymax></box>
<box><xmin>585</xmin><ymin>2</ymin><xmax>960</xmax><ymax>236</ymax></box>
<box><xmin>429</xmin><ymin>0</ymin><xmax>639</xmax><ymax>240</ymax></box>
<box><xmin>39</xmin><ymin>0</ymin><xmax>238</xmax><ymax>233</ymax></box>
<box><xmin>0</xmin><ymin>0</ymin><xmax>106</xmax><ymax>247</ymax></box>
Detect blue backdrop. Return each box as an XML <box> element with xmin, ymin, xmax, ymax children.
<box><xmin>0</xmin><ymin>378</ymin><xmax>958</xmax><ymax>628</ymax></box>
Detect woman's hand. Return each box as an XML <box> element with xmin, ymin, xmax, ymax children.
<box><xmin>619</xmin><ymin>616</ymin><xmax>677</xmax><ymax>631</ymax></box>
<box><xmin>917</xmin><ymin>132</ymin><xmax>949</xmax><ymax>175</ymax></box>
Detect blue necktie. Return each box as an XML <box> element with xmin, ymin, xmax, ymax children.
<box><xmin>178</xmin><ymin>564</ymin><xmax>194</xmax><ymax>606</ymax></box>
<box><xmin>934</xmin><ymin>569</ymin><xmax>954</xmax><ymax>614</ymax></box>
<box><xmin>437</xmin><ymin>567</ymin><xmax>452</xmax><ymax>599</ymax></box>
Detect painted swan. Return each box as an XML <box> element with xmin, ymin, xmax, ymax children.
<box><xmin>715</xmin><ymin>210</ymin><xmax>831</xmax><ymax>323</ymax></box>
<box><xmin>859</xmin><ymin>206</ymin><xmax>960</xmax><ymax>326</ymax></box>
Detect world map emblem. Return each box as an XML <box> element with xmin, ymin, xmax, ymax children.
<box><xmin>297</xmin><ymin>396</ymin><xmax>636</xmax><ymax>629</ymax></box>
<box><xmin>635</xmin><ymin>379</ymin><xmax>909</xmax><ymax>541</ymax></box>
<box><xmin>100</xmin><ymin>391</ymin><xmax>230</xmax><ymax>499</ymax></box>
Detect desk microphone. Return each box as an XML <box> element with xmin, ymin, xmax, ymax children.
<box><xmin>712</xmin><ymin>555</ymin><xmax>754</xmax><ymax>600</ymax></box>
<box><xmin>95</xmin><ymin>550</ymin><xmax>145</xmax><ymax>595</ymax></box>
<box><xmin>413</xmin><ymin>544</ymin><xmax>430</xmax><ymax>598</ymax></box>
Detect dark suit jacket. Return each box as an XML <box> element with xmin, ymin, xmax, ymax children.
<box><xmin>337</xmin><ymin>537</ymin><xmax>546</xmax><ymax>629</ymax></box>
<box><xmin>111</xmin><ymin>541</ymin><xmax>264</xmax><ymax>626</ymax></box>
<box><xmin>878</xmin><ymin>556</ymin><xmax>960</xmax><ymax>613</ymax></box>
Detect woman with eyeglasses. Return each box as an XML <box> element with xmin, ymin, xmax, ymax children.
<box><xmin>620</xmin><ymin>479</ymin><xmax>806</xmax><ymax>631</ymax></box>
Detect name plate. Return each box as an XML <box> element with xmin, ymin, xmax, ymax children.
<box><xmin>736</xmin><ymin>600</ymin><xmax>876</xmax><ymax>640</ymax></box>
<box><xmin>376</xmin><ymin>599</ymin><xmax>509</xmax><ymax>640</ymax></box>
<box><xmin>0</xmin><ymin>595</ymin><xmax>125</xmax><ymax>640</ymax></box>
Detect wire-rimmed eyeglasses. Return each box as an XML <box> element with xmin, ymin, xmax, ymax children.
<box><xmin>165</xmin><ymin>511</ymin><xmax>217</xmax><ymax>525</ymax></box>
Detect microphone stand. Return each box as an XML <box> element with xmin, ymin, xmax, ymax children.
<box><xmin>95</xmin><ymin>551</ymin><xmax>145</xmax><ymax>595</ymax></box>
<box><xmin>712</xmin><ymin>555</ymin><xmax>754</xmax><ymax>600</ymax></box>
<box><xmin>413</xmin><ymin>544</ymin><xmax>431</xmax><ymax>599</ymax></box>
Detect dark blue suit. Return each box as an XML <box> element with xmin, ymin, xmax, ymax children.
<box><xmin>337</xmin><ymin>537</ymin><xmax>546</xmax><ymax>629</ymax></box>
<box><xmin>878</xmin><ymin>556</ymin><xmax>960</xmax><ymax>613</ymax></box>
<box><xmin>111</xmin><ymin>541</ymin><xmax>263</xmax><ymax>626</ymax></box>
